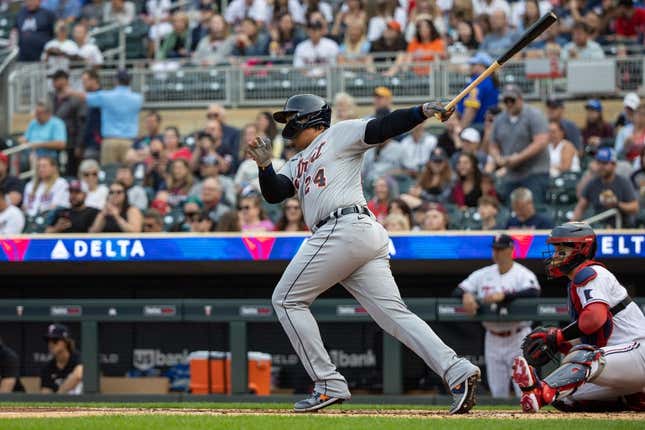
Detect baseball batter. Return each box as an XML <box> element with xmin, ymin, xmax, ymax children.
<box><xmin>513</xmin><ymin>222</ymin><xmax>645</xmax><ymax>412</ymax></box>
<box><xmin>247</xmin><ymin>94</ymin><xmax>480</xmax><ymax>414</ymax></box>
<box><xmin>455</xmin><ymin>234</ymin><xmax>540</xmax><ymax>398</ymax></box>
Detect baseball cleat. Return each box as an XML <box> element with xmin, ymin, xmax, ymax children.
<box><xmin>512</xmin><ymin>356</ymin><xmax>542</xmax><ymax>413</ymax></box>
<box><xmin>293</xmin><ymin>391</ymin><xmax>346</xmax><ymax>413</ymax></box>
<box><xmin>449</xmin><ymin>369</ymin><xmax>481</xmax><ymax>414</ymax></box>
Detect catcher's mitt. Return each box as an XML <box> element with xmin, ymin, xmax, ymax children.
<box><xmin>521</xmin><ymin>327</ymin><xmax>561</xmax><ymax>367</ymax></box>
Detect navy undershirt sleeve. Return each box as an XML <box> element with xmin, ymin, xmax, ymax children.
<box><xmin>364</xmin><ymin>106</ymin><xmax>426</xmax><ymax>145</ymax></box>
<box><xmin>258</xmin><ymin>164</ymin><xmax>296</xmax><ymax>204</ymax></box>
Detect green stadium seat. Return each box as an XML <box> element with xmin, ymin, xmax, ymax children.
<box><xmin>100</xmin><ymin>163</ymin><xmax>122</xmax><ymax>185</ymax></box>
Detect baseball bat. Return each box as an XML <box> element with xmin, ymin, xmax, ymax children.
<box><xmin>441</xmin><ymin>12</ymin><xmax>558</xmax><ymax>114</ymax></box>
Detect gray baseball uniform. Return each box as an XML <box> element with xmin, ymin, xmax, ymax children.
<box><xmin>272</xmin><ymin>119</ymin><xmax>477</xmax><ymax>397</ymax></box>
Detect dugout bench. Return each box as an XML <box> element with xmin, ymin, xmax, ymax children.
<box><xmin>0</xmin><ymin>298</ymin><xmax>642</xmax><ymax>396</ymax></box>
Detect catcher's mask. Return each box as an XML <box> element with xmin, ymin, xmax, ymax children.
<box><xmin>273</xmin><ymin>94</ymin><xmax>331</xmax><ymax>141</ymax></box>
<box><xmin>544</xmin><ymin>222</ymin><xmax>597</xmax><ymax>279</ymax></box>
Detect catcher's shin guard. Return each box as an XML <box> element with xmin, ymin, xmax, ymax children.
<box><xmin>541</xmin><ymin>344</ymin><xmax>606</xmax><ymax>403</ymax></box>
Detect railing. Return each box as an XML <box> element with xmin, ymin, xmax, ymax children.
<box><xmin>585</xmin><ymin>208</ymin><xmax>623</xmax><ymax>229</ymax></box>
<box><xmin>5</xmin><ymin>297</ymin><xmax>639</xmax><ymax>396</ymax></box>
<box><xmin>89</xmin><ymin>22</ymin><xmax>126</xmax><ymax>68</ymax></box>
<box><xmin>0</xmin><ymin>46</ymin><xmax>17</xmax><ymax>135</ymax></box>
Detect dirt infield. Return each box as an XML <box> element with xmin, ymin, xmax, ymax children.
<box><xmin>0</xmin><ymin>407</ymin><xmax>642</xmax><ymax>420</ymax></box>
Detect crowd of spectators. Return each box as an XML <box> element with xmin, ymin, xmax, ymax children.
<box><xmin>1</xmin><ymin>0</ymin><xmax>645</xmax><ymax>235</ymax></box>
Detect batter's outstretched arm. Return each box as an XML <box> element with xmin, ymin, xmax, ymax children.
<box><xmin>258</xmin><ymin>164</ymin><xmax>296</xmax><ymax>204</ymax></box>
<box><xmin>364</xmin><ymin>103</ymin><xmax>453</xmax><ymax>145</ymax></box>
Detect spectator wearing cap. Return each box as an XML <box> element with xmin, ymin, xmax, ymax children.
<box><xmin>477</xmin><ymin>195</ymin><xmax>502</xmax><ymax>230</ymax></box>
<box><xmin>224</xmin><ymin>0</ymin><xmax>270</xmax><ymax>26</ymax></box>
<box><xmin>547</xmin><ymin>120</ymin><xmax>580</xmax><ymax>178</ymax></box>
<box><xmin>369</xmin><ymin>20</ymin><xmax>407</xmax><ymax>63</ymax></box>
<box><xmin>0</xmin><ymin>153</ymin><xmax>23</xmax><ymax>207</ymax></box>
<box><xmin>40</xmin><ymin>324</ymin><xmax>83</xmax><ymax>394</ymax></box>
<box><xmin>70</xmin><ymin>69</ymin><xmax>143</xmax><ymax>165</ymax></box>
<box><xmin>544</xmin><ymin>98</ymin><xmax>582</xmax><ymax>153</ymax></box>
<box><xmin>454</xmin><ymin>233</ymin><xmax>539</xmax><ymax>398</ymax></box>
<box><xmin>78</xmin><ymin>159</ymin><xmax>107</xmax><ymax>210</ymax></box>
<box><xmin>89</xmin><ymin>181</ymin><xmax>143</xmax><ymax>233</ymax></box>
<box><xmin>0</xmin><ymin>338</ymin><xmax>25</xmax><ymax>393</ymax></box>
<box><xmin>421</xmin><ymin>202</ymin><xmax>449</xmax><ymax>231</ymax></box>
<box><xmin>385</xmin><ymin>15</ymin><xmax>445</xmax><ymax>77</ymax></box>
<box><xmin>12</xmin><ymin>0</ymin><xmax>56</xmax><ymax>62</ymax></box>
<box><xmin>574</xmin><ymin>148</ymin><xmax>638</xmax><ymax>227</ymax></box>
<box><xmin>41</xmin><ymin>20</ymin><xmax>78</xmax><ymax>77</ymax></box>
<box><xmin>451</xmin><ymin>127</ymin><xmax>495</xmax><ymax>173</ymax></box>
<box><xmin>560</xmin><ymin>20</ymin><xmax>605</xmax><ymax>61</ymax></box>
<box><xmin>505</xmin><ymin>187</ymin><xmax>553</xmax><ymax>230</ymax></box>
<box><xmin>362</xmin><ymin>138</ymin><xmax>405</xmax><ymax>186</ymax></box>
<box><xmin>490</xmin><ymin>84</ymin><xmax>549</xmax><ymax>204</ymax></box>
<box><xmin>0</xmin><ymin>185</ymin><xmax>25</xmax><ymax>234</ymax></box>
<box><xmin>615</xmin><ymin>92</ymin><xmax>640</xmax><ymax>130</ymax></box>
<box><xmin>400</xmin><ymin>124</ymin><xmax>438</xmax><ymax>177</ymax></box>
<box><xmin>79</xmin><ymin>69</ymin><xmax>101</xmax><ymax>160</ymax></box>
<box><xmin>231</xmin><ymin>17</ymin><xmax>270</xmax><ymax>56</ymax></box>
<box><xmin>116</xmin><ymin>166</ymin><xmax>148</xmax><ymax>211</ymax></box>
<box><xmin>371</xmin><ymin>86</ymin><xmax>393</xmax><ymax>119</ymax></box>
<box><xmin>102</xmin><ymin>0</ymin><xmax>135</xmax><ymax>26</ymax></box>
<box><xmin>45</xmin><ymin>179</ymin><xmax>99</xmax><ymax>233</ymax></box>
<box><xmin>611</xmin><ymin>0</ymin><xmax>645</xmax><ymax>43</ymax></box>
<box><xmin>582</xmin><ymin>99</ymin><xmax>614</xmax><ymax>151</ymax></box>
<box><xmin>50</xmin><ymin>69</ymin><xmax>85</xmax><ymax>176</ymax></box>
<box><xmin>23</xmin><ymin>157</ymin><xmax>69</xmax><ymax>218</ymax></box>
<box><xmin>456</xmin><ymin>52</ymin><xmax>500</xmax><ymax>129</ymax></box>
<box><xmin>401</xmin><ymin>147</ymin><xmax>454</xmax><ymax>207</ymax></box>
<box><xmin>293</xmin><ymin>18</ymin><xmax>339</xmax><ymax>76</ymax></box>
<box><xmin>20</xmin><ymin>99</ymin><xmax>67</xmax><ymax>161</ymax></box>
<box><xmin>479</xmin><ymin>9</ymin><xmax>519</xmax><ymax>59</ymax></box>
<box><xmin>142</xmin><ymin>209</ymin><xmax>164</xmax><ymax>233</ymax></box>
<box><xmin>615</xmin><ymin>104</ymin><xmax>645</xmax><ymax>163</ymax></box>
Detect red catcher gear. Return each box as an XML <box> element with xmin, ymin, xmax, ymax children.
<box><xmin>545</xmin><ymin>222</ymin><xmax>597</xmax><ymax>279</ymax></box>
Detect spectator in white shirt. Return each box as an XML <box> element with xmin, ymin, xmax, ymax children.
<box><xmin>293</xmin><ymin>19</ymin><xmax>339</xmax><ymax>76</ymax></box>
<box><xmin>42</xmin><ymin>20</ymin><xmax>78</xmax><ymax>77</ymax></box>
<box><xmin>72</xmin><ymin>22</ymin><xmax>103</xmax><ymax>67</ymax></box>
<box><xmin>472</xmin><ymin>0</ymin><xmax>510</xmax><ymax>17</ymax></box>
<box><xmin>103</xmin><ymin>0</ymin><xmax>135</xmax><ymax>26</ymax></box>
<box><xmin>400</xmin><ymin>124</ymin><xmax>438</xmax><ymax>177</ymax></box>
<box><xmin>0</xmin><ymin>188</ymin><xmax>25</xmax><ymax>235</ymax></box>
<box><xmin>224</xmin><ymin>0</ymin><xmax>270</xmax><ymax>27</ymax></box>
<box><xmin>78</xmin><ymin>159</ymin><xmax>108</xmax><ymax>210</ymax></box>
<box><xmin>23</xmin><ymin>157</ymin><xmax>70</xmax><ymax>218</ymax></box>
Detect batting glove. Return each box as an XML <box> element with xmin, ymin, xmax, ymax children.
<box><xmin>247</xmin><ymin>136</ymin><xmax>273</xmax><ymax>168</ymax></box>
<box><xmin>422</xmin><ymin>102</ymin><xmax>455</xmax><ymax>122</ymax></box>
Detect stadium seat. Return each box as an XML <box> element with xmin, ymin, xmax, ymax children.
<box><xmin>23</xmin><ymin>214</ymin><xmax>50</xmax><ymax>234</ymax></box>
<box><xmin>100</xmin><ymin>163</ymin><xmax>122</xmax><ymax>185</ymax></box>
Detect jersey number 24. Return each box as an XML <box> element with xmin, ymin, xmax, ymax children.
<box><xmin>296</xmin><ymin>168</ymin><xmax>326</xmax><ymax>194</ymax></box>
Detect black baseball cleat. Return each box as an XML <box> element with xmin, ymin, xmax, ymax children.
<box><xmin>293</xmin><ymin>391</ymin><xmax>346</xmax><ymax>413</ymax></box>
<box><xmin>449</xmin><ymin>371</ymin><xmax>480</xmax><ymax>414</ymax></box>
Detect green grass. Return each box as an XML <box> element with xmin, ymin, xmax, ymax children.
<box><xmin>3</xmin><ymin>416</ymin><xmax>644</xmax><ymax>430</ymax></box>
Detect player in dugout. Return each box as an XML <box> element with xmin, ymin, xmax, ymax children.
<box><xmin>40</xmin><ymin>324</ymin><xmax>83</xmax><ymax>394</ymax></box>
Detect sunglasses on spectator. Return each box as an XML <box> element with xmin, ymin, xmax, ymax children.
<box><xmin>206</xmin><ymin>112</ymin><xmax>219</xmax><ymax>119</ymax></box>
<box><xmin>184</xmin><ymin>211</ymin><xmax>201</xmax><ymax>221</ymax></box>
<box><xmin>82</xmin><ymin>171</ymin><xmax>98</xmax><ymax>177</ymax></box>
<box><xmin>503</xmin><ymin>98</ymin><xmax>516</xmax><ymax>105</ymax></box>
<box><xmin>143</xmin><ymin>223</ymin><xmax>157</xmax><ymax>229</ymax></box>
<box><xmin>109</xmin><ymin>189</ymin><xmax>124</xmax><ymax>195</ymax></box>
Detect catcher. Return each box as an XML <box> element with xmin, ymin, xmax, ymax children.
<box><xmin>513</xmin><ymin>222</ymin><xmax>645</xmax><ymax>412</ymax></box>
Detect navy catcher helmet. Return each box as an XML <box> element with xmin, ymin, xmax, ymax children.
<box><xmin>544</xmin><ymin>222</ymin><xmax>597</xmax><ymax>278</ymax></box>
<box><xmin>273</xmin><ymin>94</ymin><xmax>331</xmax><ymax>140</ymax></box>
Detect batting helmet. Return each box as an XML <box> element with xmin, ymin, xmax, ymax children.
<box><xmin>544</xmin><ymin>222</ymin><xmax>597</xmax><ymax>278</ymax></box>
<box><xmin>273</xmin><ymin>94</ymin><xmax>331</xmax><ymax>140</ymax></box>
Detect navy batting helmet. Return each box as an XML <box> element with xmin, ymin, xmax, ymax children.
<box><xmin>544</xmin><ymin>222</ymin><xmax>597</xmax><ymax>278</ymax></box>
<box><xmin>273</xmin><ymin>94</ymin><xmax>331</xmax><ymax>140</ymax></box>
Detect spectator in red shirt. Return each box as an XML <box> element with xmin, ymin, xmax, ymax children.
<box><xmin>163</xmin><ymin>126</ymin><xmax>192</xmax><ymax>161</ymax></box>
<box><xmin>368</xmin><ymin>176</ymin><xmax>396</xmax><ymax>223</ymax></box>
<box><xmin>613</xmin><ymin>0</ymin><xmax>645</xmax><ymax>42</ymax></box>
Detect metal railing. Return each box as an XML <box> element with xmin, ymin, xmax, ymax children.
<box><xmin>0</xmin><ymin>46</ymin><xmax>17</xmax><ymax>136</ymax></box>
<box><xmin>89</xmin><ymin>22</ymin><xmax>126</xmax><ymax>68</ymax></box>
<box><xmin>585</xmin><ymin>208</ymin><xmax>623</xmax><ymax>229</ymax></box>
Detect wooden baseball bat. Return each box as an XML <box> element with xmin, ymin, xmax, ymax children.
<box><xmin>441</xmin><ymin>12</ymin><xmax>558</xmax><ymax>114</ymax></box>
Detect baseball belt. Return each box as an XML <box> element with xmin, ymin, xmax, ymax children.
<box><xmin>313</xmin><ymin>205</ymin><xmax>371</xmax><ymax>232</ymax></box>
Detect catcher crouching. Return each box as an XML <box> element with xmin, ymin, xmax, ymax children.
<box><xmin>513</xmin><ymin>222</ymin><xmax>645</xmax><ymax>412</ymax></box>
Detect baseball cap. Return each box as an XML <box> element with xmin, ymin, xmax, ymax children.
<box><xmin>468</xmin><ymin>52</ymin><xmax>493</xmax><ymax>67</ymax></box>
<box><xmin>426</xmin><ymin>202</ymin><xmax>447</xmax><ymax>215</ymax></box>
<box><xmin>117</xmin><ymin>69</ymin><xmax>131</xmax><ymax>85</ymax></box>
<box><xmin>585</xmin><ymin>99</ymin><xmax>602</xmax><ymax>112</ymax></box>
<box><xmin>460</xmin><ymin>127</ymin><xmax>481</xmax><ymax>144</ymax></box>
<box><xmin>0</xmin><ymin>152</ymin><xmax>8</xmax><ymax>165</ymax></box>
<box><xmin>68</xmin><ymin>179</ymin><xmax>84</xmax><ymax>192</ymax></box>
<box><xmin>545</xmin><ymin>96</ymin><xmax>564</xmax><ymax>108</ymax></box>
<box><xmin>43</xmin><ymin>324</ymin><xmax>71</xmax><ymax>341</ymax></box>
<box><xmin>386</xmin><ymin>20</ymin><xmax>401</xmax><ymax>32</ymax></box>
<box><xmin>373</xmin><ymin>86</ymin><xmax>393</xmax><ymax>98</ymax></box>
<box><xmin>429</xmin><ymin>147</ymin><xmax>447</xmax><ymax>161</ymax></box>
<box><xmin>492</xmin><ymin>234</ymin><xmax>514</xmax><ymax>249</ymax></box>
<box><xmin>501</xmin><ymin>84</ymin><xmax>522</xmax><ymax>100</ymax></box>
<box><xmin>623</xmin><ymin>92</ymin><xmax>640</xmax><ymax>110</ymax></box>
<box><xmin>595</xmin><ymin>147</ymin><xmax>616</xmax><ymax>163</ymax></box>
